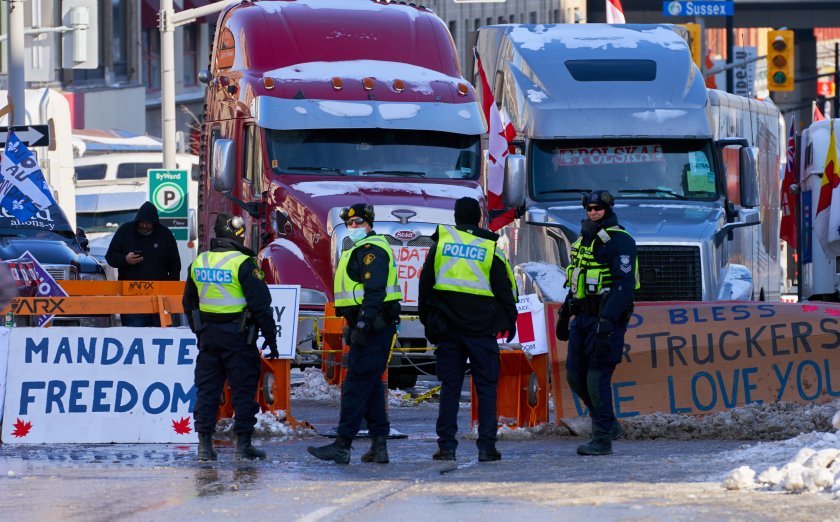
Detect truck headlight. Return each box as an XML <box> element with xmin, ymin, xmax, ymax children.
<box><xmin>79</xmin><ymin>272</ymin><xmax>106</xmax><ymax>281</ymax></box>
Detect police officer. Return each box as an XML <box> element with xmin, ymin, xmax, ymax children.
<box><xmin>418</xmin><ymin>197</ymin><xmax>518</xmax><ymax>462</ymax></box>
<box><xmin>183</xmin><ymin>213</ymin><xmax>278</xmax><ymax>461</ymax></box>
<box><xmin>556</xmin><ymin>190</ymin><xmax>637</xmax><ymax>456</ymax></box>
<box><xmin>308</xmin><ymin>203</ymin><xmax>402</xmax><ymax>464</ymax></box>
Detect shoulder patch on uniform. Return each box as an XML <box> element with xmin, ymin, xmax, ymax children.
<box><xmin>363</xmin><ymin>253</ymin><xmax>375</xmax><ymax>265</ymax></box>
<box><xmin>252</xmin><ymin>268</ymin><xmax>265</xmax><ymax>280</ymax></box>
<box><xmin>364</xmin><ymin>272</ymin><xmax>372</xmax><ymax>280</ymax></box>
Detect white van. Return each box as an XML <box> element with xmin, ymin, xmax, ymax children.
<box><xmin>74</xmin><ymin>152</ymin><xmax>199</xmax><ymax>281</ymax></box>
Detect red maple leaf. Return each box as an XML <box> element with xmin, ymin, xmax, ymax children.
<box><xmin>172</xmin><ymin>417</ymin><xmax>192</xmax><ymax>435</ymax></box>
<box><xmin>11</xmin><ymin>418</ymin><xmax>32</xmax><ymax>438</ymax></box>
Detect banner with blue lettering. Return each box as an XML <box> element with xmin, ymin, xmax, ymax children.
<box><xmin>0</xmin><ymin>132</ymin><xmax>57</xmax><ymax>222</ymax></box>
<box><xmin>546</xmin><ymin>302</ymin><xmax>840</xmax><ymax>419</ymax></box>
<box><xmin>1</xmin><ymin>327</ymin><xmax>199</xmax><ymax>443</ymax></box>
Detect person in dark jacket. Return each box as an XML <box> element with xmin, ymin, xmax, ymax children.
<box><xmin>555</xmin><ymin>190</ymin><xmax>638</xmax><ymax>456</ymax></box>
<box><xmin>105</xmin><ymin>201</ymin><xmax>181</xmax><ymax>326</ymax></box>
<box><xmin>308</xmin><ymin>203</ymin><xmax>402</xmax><ymax>465</ymax></box>
<box><xmin>183</xmin><ymin>213</ymin><xmax>278</xmax><ymax>461</ymax></box>
<box><xmin>418</xmin><ymin>197</ymin><xmax>518</xmax><ymax>462</ymax></box>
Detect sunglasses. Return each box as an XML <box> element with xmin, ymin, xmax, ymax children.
<box><xmin>586</xmin><ymin>205</ymin><xmax>604</xmax><ymax>212</ymax></box>
<box><xmin>346</xmin><ymin>217</ymin><xmax>366</xmax><ymax>225</ymax></box>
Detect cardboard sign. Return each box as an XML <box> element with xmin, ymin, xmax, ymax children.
<box><xmin>2</xmin><ymin>327</ymin><xmax>199</xmax><ymax>443</ymax></box>
<box><xmin>258</xmin><ymin>285</ymin><xmax>301</xmax><ymax>359</ymax></box>
<box><xmin>391</xmin><ymin>245</ymin><xmax>429</xmax><ymax>306</ymax></box>
<box><xmin>546</xmin><ymin>301</ymin><xmax>840</xmax><ymax>420</ymax></box>
<box><xmin>498</xmin><ymin>294</ymin><xmax>548</xmax><ymax>356</ymax></box>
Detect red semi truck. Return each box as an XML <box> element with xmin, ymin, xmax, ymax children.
<box><xmin>198</xmin><ymin>0</ymin><xmax>487</xmax><ymax>387</ymax></box>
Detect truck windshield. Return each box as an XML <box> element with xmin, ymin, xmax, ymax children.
<box><xmin>530</xmin><ymin>139</ymin><xmax>718</xmax><ymax>202</ymax></box>
<box><xmin>76</xmin><ymin>210</ymin><xmax>138</xmax><ymax>233</ymax></box>
<box><xmin>265</xmin><ymin>129</ymin><xmax>480</xmax><ymax>180</ymax></box>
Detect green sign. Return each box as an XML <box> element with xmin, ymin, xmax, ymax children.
<box><xmin>148</xmin><ymin>169</ymin><xmax>188</xmax><ymax>240</ymax></box>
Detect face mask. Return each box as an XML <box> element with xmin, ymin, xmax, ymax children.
<box><xmin>347</xmin><ymin>228</ymin><xmax>367</xmax><ymax>243</ymax></box>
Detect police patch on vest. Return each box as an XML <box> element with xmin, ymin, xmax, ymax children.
<box><xmin>441</xmin><ymin>242</ymin><xmax>487</xmax><ymax>262</ymax></box>
<box><xmin>193</xmin><ymin>267</ymin><xmax>233</xmax><ymax>283</ymax></box>
<box><xmin>252</xmin><ymin>268</ymin><xmax>265</xmax><ymax>280</ymax></box>
<box><xmin>620</xmin><ymin>255</ymin><xmax>631</xmax><ymax>273</ymax></box>
<box><xmin>363</xmin><ymin>253</ymin><xmax>375</xmax><ymax>265</ymax></box>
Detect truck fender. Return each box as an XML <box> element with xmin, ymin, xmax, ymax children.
<box><xmin>514</xmin><ymin>261</ymin><xmax>569</xmax><ymax>304</ymax></box>
<box><xmin>258</xmin><ymin>238</ymin><xmax>330</xmax><ymax>299</ymax></box>
<box><xmin>717</xmin><ymin>263</ymin><xmax>753</xmax><ymax>301</ymax></box>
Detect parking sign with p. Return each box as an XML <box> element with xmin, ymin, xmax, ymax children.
<box><xmin>148</xmin><ymin>169</ymin><xmax>188</xmax><ymax>239</ymax></box>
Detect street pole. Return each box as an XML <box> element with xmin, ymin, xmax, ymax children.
<box><xmin>725</xmin><ymin>14</ymin><xmax>734</xmax><ymax>93</ymax></box>
<box><xmin>7</xmin><ymin>0</ymin><xmax>26</xmax><ymax>127</ymax></box>
<box><xmin>160</xmin><ymin>0</ymin><xmax>177</xmax><ymax>169</ymax></box>
<box><xmin>834</xmin><ymin>42</ymin><xmax>839</xmax><ymax>119</ymax></box>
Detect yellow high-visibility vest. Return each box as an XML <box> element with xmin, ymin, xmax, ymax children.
<box><xmin>566</xmin><ymin>227</ymin><xmax>639</xmax><ymax>299</ymax></box>
<box><xmin>191</xmin><ymin>250</ymin><xmax>249</xmax><ymax>313</ymax></box>
<box><xmin>334</xmin><ymin>234</ymin><xmax>402</xmax><ymax>307</ymax></box>
<box><xmin>433</xmin><ymin>225</ymin><xmax>517</xmax><ymax>300</ymax></box>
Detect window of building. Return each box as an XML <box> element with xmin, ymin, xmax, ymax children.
<box><xmin>486</xmin><ymin>17</ymin><xmax>492</xmax><ymax>26</ymax></box>
<box><xmin>474</xmin><ymin>18</ymin><xmax>480</xmax><ymax>30</ymax></box>
<box><xmin>183</xmin><ymin>25</ymin><xmax>199</xmax><ymax>87</ymax></box>
<box><xmin>498</xmin><ymin>16</ymin><xmax>505</xmax><ymax>24</ymax></box>
<box><xmin>510</xmin><ymin>14</ymin><xmax>516</xmax><ymax>24</ymax></box>
<box><xmin>111</xmin><ymin>0</ymin><xmax>129</xmax><ymax>78</ymax></box>
<box><xmin>529</xmin><ymin>12</ymin><xmax>537</xmax><ymax>24</ymax></box>
<box><xmin>449</xmin><ymin>20</ymin><xmax>457</xmax><ymax>40</ymax></box>
<box><xmin>553</xmin><ymin>9</ymin><xmax>560</xmax><ymax>22</ymax></box>
<box><xmin>142</xmin><ymin>28</ymin><xmax>161</xmax><ymax>91</ymax></box>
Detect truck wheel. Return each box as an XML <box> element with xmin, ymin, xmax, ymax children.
<box><xmin>388</xmin><ymin>369</ymin><xmax>418</xmax><ymax>390</ymax></box>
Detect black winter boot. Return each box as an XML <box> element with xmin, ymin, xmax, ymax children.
<box><xmin>235</xmin><ymin>432</ymin><xmax>266</xmax><ymax>460</ymax></box>
<box><xmin>360</xmin><ymin>435</ymin><xmax>389</xmax><ymax>464</ymax></box>
<box><xmin>610</xmin><ymin>420</ymin><xmax>625</xmax><ymax>441</ymax></box>
<box><xmin>577</xmin><ymin>437</ymin><xmax>613</xmax><ymax>456</ymax></box>
<box><xmin>197</xmin><ymin>433</ymin><xmax>217</xmax><ymax>461</ymax></box>
<box><xmin>308</xmin><ymin>436</ymin><xmax>352</xmax><ymax>464</ymax></box>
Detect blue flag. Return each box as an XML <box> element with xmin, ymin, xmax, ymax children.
<box><xmin>0</xmin><ymin>131</ymin><xmax>57</xmax><ymax>222</ymax></box>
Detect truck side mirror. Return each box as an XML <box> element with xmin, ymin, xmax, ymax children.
<box><xmin>75</xmin><ymin>227</ymin><xmax>90</xmax><ymax>252</ymax></box>
<box><xmin>187</xmin><ymin>208</ymin><xmax>198</xmax><ymax>242</ymax></box>
<box><xmin>212</xmin><ymin>139</ymin><xmax>236</xmax><ymax>193</ymax></box>
<box><xmin>739</xmin><ymin>146</ymin><xmax>759</xmax><ymax>208</ymax></box>
<box><xmin>502</xmin><ymin>154</ymin><xmax>526</xmax><ymax>208</ymax></box>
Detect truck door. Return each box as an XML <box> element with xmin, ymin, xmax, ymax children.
<box><xmin>242</xmin><ymin>123</ymin><xmax>265</xmax><ymax>251</ymax></box>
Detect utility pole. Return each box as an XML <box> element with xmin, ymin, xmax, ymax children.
<box><xmin>835</xmin><ymin>42</ymin><xmax>839</xmax><ymax>119</ymax></box>
<box><xmin>7</xmin><ymin>0</ymin><xmax>26</xmax><ymax>127</ymax></box>
<box><xmin>159</xmin><ymin>1</ymin><xmax>237</xmax><ymax>169</ymax></box>
<box><xmin>725</xmin><ymin>14</ymin><xmax>734</xmax><ymax>93</ymax></box>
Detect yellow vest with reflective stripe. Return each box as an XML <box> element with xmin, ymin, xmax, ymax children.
<box><xmin>566</xmin><ymin>227</ymin><xmax>639</xmax><ymax>299</ymax></box>
<box><xmin>191</xmin><ymin>251</ymin><xmax>249</xmax><ymax>313</ymax></box>
<box><xmin>333</xmin><ymin>234</ymin><xmax>402</xmax><ymax>308</ymax></box>
<box><xmin>433</xmin><ymin>225</ymin><xmax>517</xmax><ymax>301</ymax></box>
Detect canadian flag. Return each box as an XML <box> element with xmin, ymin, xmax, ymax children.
<box><xmin>779</xmin><ymin>117</ymin><xmax>797</xmax><ymax>248</ymax></box>
<box><xmin>474</xmin><ymin>49</ymin><xmax>517</xmax><ymax>231</ymax></box>
<box><xmin>704</xmin><ymin>48</ymin><xmax>718</xmax><ymax>89</ymax></box>
<box><xmin>815</xmin><ymin>119</ymin><xmax>840</xmax><ymax>256</ymax></box>
<box><xmin>606</xmin><ymin>0</ymin><xmax>626</xmax><ymax>24</ymax></box>
<box><xmin>814</xmin><ymin>101</ymin><xmax>826</xmax><ymax>123</ymax></box>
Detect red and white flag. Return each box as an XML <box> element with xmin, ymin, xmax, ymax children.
<box><xmin>814</xmin><ymin>101</ymin><xmax>826</xmax><ymax>123</ymax></box>
<box><xmin>474</xmin><ymin>49</ymin><xmax>516</xmax><ymax>231</ymax></box>
<box><xmin>606</xmin><ymin>0</ymin><xmax>626</xmax><ymax>24</ymax></box>
<box><xmin>815</xmin><ymin>120</ymin><xmax>840</xmax><ymax>255</ymax></box>
<box><xmin>779</xmin><ymin>117</ymin><xmax>797</xmax><ymax>248</ymax></box>
<box><xmin>704</xmin><ymin>48</ymin><xmax>717</xmax><ymax>89</ymax></box>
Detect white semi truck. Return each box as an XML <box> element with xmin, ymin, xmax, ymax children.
<box><xmin>474</xmin><ymin>24</ymin><xmax>784</xmax><ymax>302</ymax></box>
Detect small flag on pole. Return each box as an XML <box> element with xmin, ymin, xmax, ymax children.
<box><xmin>606</xmin><ymin>0</ymin><xmax>626</xmax><ymax>24</ymax></box>
<box><xmin>814</xmin><ymin>101</ymin><xmax>826</xmax><ymax>123</ymax></box>
<box><xmin>0</xmin><ymin>131</ymin><xmax>57</xmax><ymax>223</ymax></box>
<box><xmin>779</xmin><ymin>117</ymin><xmax>797</xmax><ymax>248</ymax></box>
<box><xmin>815</xmin><ymin>120</ymin><xmax>840</xmax><ymax>255</ymax></box>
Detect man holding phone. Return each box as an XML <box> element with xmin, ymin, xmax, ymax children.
<box><xmin>106</xmin><ymin>201</ymin><xmax>181</xmax><ymax>326</ymax></box>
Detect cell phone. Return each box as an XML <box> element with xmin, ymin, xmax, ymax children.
<box><xmin>132</xmin><ymin>250</ymin><xmax>143</xmax><ymax>256</ymax></box>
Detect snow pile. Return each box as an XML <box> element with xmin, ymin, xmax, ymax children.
<box><xmin>291</xmin><ymin>367</ymin><xmax>342</xmax><ymax>402</ymax></box>
<box><xmin>217</xmin><ymin>411</ymin><xmax>315</xmax><ymax>439</ymax></box>
<box><xmin>388</xmin><ymin>388</ymin><xmax>417</xmax><ymax>407</ymax></box>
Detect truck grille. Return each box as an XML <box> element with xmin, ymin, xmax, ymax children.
<box><xmin>341</xmin><ymin>235</ymin><xmax>434</xmax><ymax>251</ymax></box>
<box><xmin>43</xmin><ymin>265</ymin><xmax>78</xmax><ymax>281</ymax></box>
<box><xmin>635</xmin><ymin>246</ymin><xmax>701</xmax><ymax>301</ymax></box>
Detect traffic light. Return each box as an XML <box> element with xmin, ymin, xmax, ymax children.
<box><xmin>680</xmin><ymin>23</ymin><xmax>702</xmax><ymax>70</ymax></box>
<box><xmin>767</xmin><ymin>29</ymin><xmax>794</xmax><ymax>92</ymax></box>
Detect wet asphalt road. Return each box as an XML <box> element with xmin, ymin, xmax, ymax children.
<box><xmin>1</xmin><ymin>397</ymin><xmax>838</xmax><ymax>521</ymax></box>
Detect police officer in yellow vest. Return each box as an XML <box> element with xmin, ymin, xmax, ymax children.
<box><xmin>556</xmin><ymin>190</ymin><xmax>638</xmax><ymax>456</ymax></box>
<box><xmin>308</xmin><ymin>203</ymin><xmax>402</xmax><ymax>464</ymax></box>
<box><xmin>183</xmin><ymin>213</ymin><xmax>278</xmax><ymax>462</ymax></box>
<box><xmin>419</xmin><ymin>197</ymin><xmax>518</xmax><ymax>462</ymax></box>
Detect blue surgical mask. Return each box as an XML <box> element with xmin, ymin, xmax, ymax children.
<box><xmin>347</xmin><ymin>228</ymin><xmax>367</xmax><ymax>243</ymax></box>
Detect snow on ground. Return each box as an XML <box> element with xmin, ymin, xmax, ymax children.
<box><xmin>291</xmin><ymin>367</ymin><xmax>342</xmax><ymax>402</ymax></box>
<box><xmin>216</xmin><ymin>411</ymin><xmax>316</xmax><ymax>439</ymax></box>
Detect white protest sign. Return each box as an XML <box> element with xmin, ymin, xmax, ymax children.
<box><xmin>498</xmin><ymin>294</ymin><xmax>548</xmax><ymax>356</ymax></box>
<box><xmin>0</xmin><ymin>327</ymin><xmax>9</xmax><ymax>423</ymax></box>
<box><xmin>258</xmin><ymin>285</ymin><xmax>300</xmax><ymax>359</ymax></box>
<box><xmin>2</xmin><ymin>327</ymin><xmax>199</xmax><ymax>443</ymax></box>
<box><xmin>391</xmin><ymin>245</ymin><xmax>430</xmax><ymax>307</ymax></box>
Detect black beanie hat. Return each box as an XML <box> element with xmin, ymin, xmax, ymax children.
<box><xmin>340</xmin><ymin>203</ymin><xmax>374</xmax><ymax>225</ymax></box>
<box><xmin>454</xmin><ymin>197</ymin><xmax>481</xmax><ymax>226</ymax></box>
<box><xmin>214</xmin><ymin>213</ymin><xmax>245</xmax><ymax>241</ymax></box>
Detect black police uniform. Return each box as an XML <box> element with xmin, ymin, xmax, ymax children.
<box><xmin>183</xmin><ymin>236</ymin><xmax>277</xmax><ymax>458</ymax></box>
<box><xmin>334</xmin><ymin>231</ymin><xmax>400</xmax><ymax>441</ymax></box>
<box><xmin>418</xmin><ymin>222</ymin><xmax>518</xmax><ymax>460</ymax></box>
<box><xmin>558</xmin><ymin>192</ymin><xmax>636</xmax><ymax>455</ymax></box>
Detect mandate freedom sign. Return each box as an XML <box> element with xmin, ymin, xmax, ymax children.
<box><xmin>546</xmin><ymin>302</ymin><xmax>840</xmax><ymax>419</ymax></box>
<box><xmin>2</xmin><ymin>328</ymin><xmax>199</xmax><ymax>443</ymax></box>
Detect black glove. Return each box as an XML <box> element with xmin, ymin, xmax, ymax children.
<box><xmin>350</xmin><ymin>319</ymin><xmax>369</xmax><ymax>347</ymax></box>
<box><xmin>262</xmin><ymin>339</ymin><xmax>279</xmax><ymax>359</ymax></box>
<box><xmin>505</xmin><ymin>322</ymin><xmax>517</xmax><ymax>343</ymax></box>
<box><xmin>596</xmin><ymin>318</ymin><xmax>613</xmax><ymax>338</ymax></box>
<box><xmin>342</xmin><ymin>325</ymin><xmax>351</xmax><ymax>346</ymax></box>
<box><xmin>556</xmin><ymin>306</ymin><xmax>571</xmax><ymax>341</ymax></box>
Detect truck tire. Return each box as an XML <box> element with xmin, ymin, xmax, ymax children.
<box><xmin>388</xmin><ymin>368</ymin><xmax>418</xmax><ymax>390</ymax></box>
